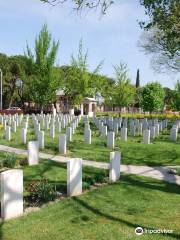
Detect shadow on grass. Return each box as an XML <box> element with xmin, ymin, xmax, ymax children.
<box><xmin>73</xmin><ymin>197</ymin><xmax>180</xmax><ymax>239</ymax></box>
<box><xmin>73</xmin><ymin>173</ymin><xmax>180</xmax><ymax>240</ymax></box>
<box><xmin>121</xmin><ymin>174</ymin><xmax>180</xmax><ymax>195</ymax></box>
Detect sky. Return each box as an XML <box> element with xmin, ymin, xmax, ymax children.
<box><xmin>0</xmin><ymin>0</ymin><xmax>179</xmax><ymax>89</ymax></box>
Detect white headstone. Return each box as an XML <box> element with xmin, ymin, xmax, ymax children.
<box><xmin>21</xmin><ymin>128</ymin><xmax>27</xmax><ymax>144</ymax></box>
<box><xmin>121</xmin><ymin>127</ymin><xmax>127</xmax><ymax>141</ymax></box>
<box><xmin>0</xmin><ymin>169</ymin><xmax>23</xmax><ymax>220</ymax></box>
<box><xmin>143</xmin><ymin>129</ymin><xmax>150</xmax><ymax>144</ymax></box>
<box><xmin>84</xmin><ymin>129</ymin><xmax>91</xmax><ymax>144</ymax></box>
<box><xmin>107</xmin><ymin>131</ymin><xmax>115</xmax><ymax>148</ymax></box>
<box><xmin>28</xmin><ymin>141</ymin><xmax>39</xmax><ymax>165</ymax></box>
<box><xmin>50</xmin><ymin>125</ymin><xmax>55</xmax><ymax>139</ymax></box>
<box><xmin>101</xmin><ymin>125</ymin><xmax>107</xmax><ymax>137</ymax></box>
<box><xmin>38</xmin><ymin>131</ymin><xmax>45</xmax><ymax>149</ymax></box>
<box><xmin>5</xmin><ymin>126</ymin><xmax>11</xmax><ymax>141</ymax></box>
<box><xmin>59</xmin><ymin>134</ymin><xmax>67</xmax><ymax>154</ymax></box>
<box><xmin>66</xmin><ymin>127</ymin><xmax>72</xmax><ymax>142</ymax></box>
<box><xmin>109</xmin><ymin>151</ymin><xmax>121</xmax><ymax>182</ymax></box>
<box><xmin>67</xmin><ymin>158</ymin><xmax>82</xmax><ymax>196</ymax></box>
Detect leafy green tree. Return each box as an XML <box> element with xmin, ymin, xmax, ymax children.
<box><xmin>140</xmin><ymin>0</ymin><xmax>179</xmax><ymax>57</ymax></box>
<box><xmin>26</xmin><ymin>24</ymin><xmax>59</xmax><ymax>111</ymax></box>
<box><xmin>112</xmin><ymin>63</ymin><xmax>136</xmax><ymax>110</ymax></box>
<box><xmin>171</xmin><ymin>81</ymin><xmax>180</xmax><ymax>111</ymax></box>
<box><xmin>163</xmin><ymin>87</ymin><xmax>174</xmax><ymax>110</ymax></box>
<box><xmin>140</xmin><ymin>82</ymin><xmax>165</xmax><ymax>112</ymax></box>
<box><xmin>139</xmin><ymin>0</ymin><xmax>180</xmax><ymax>72</ymax></box>
<box><xmin>62</xmin><ymin>40</ymin><xmax>103</xmax><ymax>106</ymax></box>
<box><xmin>0</xmin><ymin>54</ymin><xmax>31</xmax><ymax>108</ymax></box>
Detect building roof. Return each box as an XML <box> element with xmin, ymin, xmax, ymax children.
<box><xmin>56</xmin><ymin>89</ymin><xmax>65</xmax><ymax>96</ymax></box>
<box><xmin>81</xmin><ymin>97</ymin><xmax>97</xmax><ymax>103</ymax></box>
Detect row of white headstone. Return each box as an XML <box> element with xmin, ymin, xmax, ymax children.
<box><xmin>2</xmin><ymin>113</ymin><xmax>81</xmax><ymax>154</ymax></box>
<box><xmin>93</xmin><ymin>117</ymin><xmax>170</xmax><ymax>146</ymax></box>
<box><xmin>0</xmin><ymin>151</ymin><xmax>121</xmax><ymax>220</ymax></box>
<box><xmin>169</xmin><ymin>120</ymin><xmax>180</xmax><ymax>141</ymax></box>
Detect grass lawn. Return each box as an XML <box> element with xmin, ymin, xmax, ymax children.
<box><xmin>0</xmin><ymin>119</ymin><xmax>180</xmax><ymax>166</ymax></box>
<box><xmin>23</xmin><ymin>159</ymin><xmax>108</xmax><ymax>196</ymax></box>
<box><xmin>0</xmin><ymin>173</ymin><xmax>180</xmax><ymax>240</ymax></box>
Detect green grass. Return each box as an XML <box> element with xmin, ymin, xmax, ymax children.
<box><xmin>0</xmin><ymin>119</ymin><xmax>180</xmax><ymax>166</ymax></box>
<box><xmin>1</xmin><ymin>173</ymin><xmax>180</xmax><ymax>240</ymax></box>
<box><xmin>23</xmin><ymin>159</ymin><xmax>108</xmax><ymax>196</ymax></box>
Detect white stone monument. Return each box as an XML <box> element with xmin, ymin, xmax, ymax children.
<box><xmin>107</xmin><ymin>131</ymin><xmax>115</xmax><ymax>148</ymax></box>
<box><xmin>28</xmin><ymin>141</ymin><xmax>39</xmax><ymax>165</ymax></box>
<box><xmin>143</xmin><ymin>129</ymin><xmax>150</xmax><ymax>144</ymax></box>
<box><xmin>84</xmin><ymin>129</ymin><xmax>91</xmax><ymax>144</ymax></box>
<box><xmin>67</xmin><ymin>158</ymin><xmax>82</xmax><ymax>196</ymax></box>
<box><xmin>0</xmin><ymin>169</ymin><xmax>23</xmax><ymax>220</ymax></box>
<box><xmin>21</xmin><ymin>128</ymin><xmax>27</xmax><ymax>144</ymax></box>
<box><xmin>109</xmin><ymin>151</ymin><xmax>121</xmax><ymax>182</ymax></box>
<box><xmin>121</xmin><ymin>127</ymin><xmax>127</xmax><ymax>141</ymax></box>
<box><xmin>5</xmin><ymin>126</ymin><xmax>11</xmax><ymax>141</ymax></box>
<box><xmin>59</xmin><ymin>134</ymin><xmax>67</xmax><ymax>154</ymax></box>
<box><xmin>38</xmin><ymin>131</ymin><xmax>45</xmax><ymax>149</ymax></box>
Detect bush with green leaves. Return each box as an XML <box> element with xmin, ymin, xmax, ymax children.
<box><xmin>140</xmin><ymin>82</ymin><xmax>165</xmax><ymax>112</ymax></box>
<box><xmin>2</xmin><ymin>153</ymin><xmax>18</xmax><ymax>168</ymax></box>
<box><xmin>27</xmin><ymin>178</ymin><xmax>57</xmax><ymax>204</ymax></box>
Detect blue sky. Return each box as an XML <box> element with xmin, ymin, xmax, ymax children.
<box><xmin>0</xmin><ymin>0</ymin><xmax>179</xmax><ymax>89</ymax></box>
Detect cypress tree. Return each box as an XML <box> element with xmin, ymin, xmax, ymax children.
<box><xmin>136</xmin><ymin>69</ymin><xmax>140</xmax><ymax>88</ymax></box>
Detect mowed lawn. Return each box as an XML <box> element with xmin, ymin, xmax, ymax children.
<box><xmin>1</xmin><ymin>173</ymin><xmax>180</xmax><ymax>240</ymax></box>
<box><xmin>0</xmin><ymin>120</ymin><xmax>180</xmax><ymax>166</ymax></box>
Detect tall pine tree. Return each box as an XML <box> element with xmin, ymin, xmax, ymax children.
<box><xmin>136</xmin><ymin>69</ymin><xmax>140</xmax><ymax>88</ymax></box>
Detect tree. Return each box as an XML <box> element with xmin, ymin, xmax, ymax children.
<box><xmin>62</xmin><ymin>40</ymin><xmax>103</xmax><ymax>106</ymax></box>
<box><xmin>0</xmin><ymin>54</ymin><xmax>31</xmax><ymax>108</ymax></box>
<box><xmin>139</xmin><ymin>0</ymin><xmax>180</xmax><ymax>57</ymax></box>
<box><xmin>171</xmin><ymin>80</ymin><xmax>180</xmax><ymax>111</ymax></box>
<box><xmin>112</xmin><ymin>63</ymin><xmax>136</xmax><ymax>110</ymax></box>
<box><xmin>138</xmin><ymin>27</ymin><xmax>180</xmax><ymax>72</ymax></box>
<box><xmin>163</xmin><ymin>87</ymin><xmax>174</xmax><ymax>110</ymax></box>
<box><xmin>139</xmin><ymin>0</ymin><xmax>180</xmax><ymax>72</ymax></box>
<box><xmin>26</xmin><ymin>24</ymin><xmax>59</xmax><ymax>110</ymax></box>
<box><xmin>140</xmin><ymin>82</ymin><xmax>165</xmax><ymax>112</ymax></box>
<box><xmin>40</xmin><ymin>0</ymin><xmax>113</xmax><ymax>14</ymax></box>
<box><xmin>135</xmin><ymin>69</ymin><xmax>140</xmax><ymax>88</ymax></box>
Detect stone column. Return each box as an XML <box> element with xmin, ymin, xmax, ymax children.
<box><xmin>67</xmin><ymin>158</ymin><xmax>82</xmax><ymax>196</ymax></box>
<box><xmin>81</xmin><ymin>104</ymin><xmax>84</xmax><ymax>116</ymax></box>
<box><xmin>28</xmin><ymin>141</ymin><xmax>39</xmax><ymax>165</ymax></box>
<box><xmin>109</xmin><ymin>151</ymin><xmax>121</xmax><ymax>182</ymax></box>
<box><xmin>1</xmin><ymin>169</ymin><xmax>23</xmax><ymax>220</ymax></box>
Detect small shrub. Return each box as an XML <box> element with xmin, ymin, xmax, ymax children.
<box><xmin>19</xmin><ymin>158</ymin><xmax>28</xmax><ymax>166</ymax></box>
<box><xmin>2</xmin><ymin>153</ymin><xmax>17</xmax><ymax>168</ymax></box>
<box><xmin>27</xmin><ymin>178</ymin><xmax>57</xmax><ymax>203</ymax></box>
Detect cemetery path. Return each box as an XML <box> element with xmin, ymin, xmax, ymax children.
<box><xmin>0</xmin><ymin>144</ymin><xmax>180</xmax><ymax>186</ymax></box>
